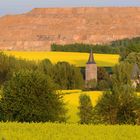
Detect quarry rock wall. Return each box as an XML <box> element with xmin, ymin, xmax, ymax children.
<box><xmin>0</xmin><ymin>7</ymin><xmax>140</xmax><ymax>51</ymax></box>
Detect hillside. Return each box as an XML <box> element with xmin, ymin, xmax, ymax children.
<box><xmin>0</xmin><ymin>7</ymin><xmax>140</xmax><ymax>51</ymax></box>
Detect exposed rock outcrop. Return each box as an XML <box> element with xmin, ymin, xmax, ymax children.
<box><xmin>0</xmin><ymin>7</ymin><xmax>140</xmax><ymax>51</ymax></box>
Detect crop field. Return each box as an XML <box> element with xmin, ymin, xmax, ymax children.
<box><xmin>4</xmin><ymin>51</ymin><xmax>119</xmax><ymax>67</ymax></box>
<box><xmin>63</xmin><ymin>91</ymin><xmax>102</xmax><ymax>123</ymax></box>
<box><xmin>63</xmin><ymin>91</ymin><xmax>140</xmax><ymax>123</ymax></box>
<box><xmin>0</xmin><ymin>91</ymin><xmax>140</xmax><ymax>139</ymax></box>
<box><xmin>0</xmin><ymin>122</ymin><xmax>140</xmax><ymax>140</ymax></box>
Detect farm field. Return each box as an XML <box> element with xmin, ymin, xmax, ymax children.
<box><xmin>63</xmin><ymin>91</ymin><xmax>140</xmax><ymax>123</ymax></box>
<box><xmin>4</xmin><ymin>51</ymin><xmax>119</xmax><ymax>67</ymax></box>
<box><xmin>0</xmin><ymin>122</ymin><xmax>140</xmax><ymax>140</ymax></box>
<box><xmin>0</xmin><ymin>89</ymin><xmax>102</xmax><ymax>123</ymax></box>
<box><xmin>63</xmin><ymin>90</ymin><xmax>102</xmax><ymax>123</ymax></box>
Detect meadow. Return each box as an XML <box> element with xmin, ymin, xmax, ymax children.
<box><xmin>4</xmin><ymin>51</ymin><xmax>119</xmax><ymax>67</ymax></box>
<box><xmin>0</xmin><ymin>122</ymin><xmax>140</xmax><ymax>140</ymax></box>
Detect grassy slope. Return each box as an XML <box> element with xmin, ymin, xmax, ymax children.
<box><xmin>0</xmin><ymin>122</ymin><xmax>140</xmax><ymax>140</ymax></box>
<box><xmin>4</xmin><ymin>51</ymin><xmax>119</xmax><ymax>67</ymax></box>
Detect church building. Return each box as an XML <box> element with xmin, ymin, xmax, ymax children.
<box><xmin>85</xmin><ymin>50</ymin><xmax>140</xmax><ymax>89</ymax></box>
<box><xmin>85</xmin><ymin>50</ymin><xmax>97</xmax><ymax>88</ymax></box>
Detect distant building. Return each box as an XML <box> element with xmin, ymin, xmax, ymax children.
<box><xmin>85</xmin><ymin>50</ymin><xmax>97</xmax><ymax>88</ymax></box>
<box><xmin>131</xmin><ymin>63</ymin><xmax>140</xmax><ymax>88</ymax></box>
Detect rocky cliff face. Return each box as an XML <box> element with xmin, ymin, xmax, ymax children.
<box><xmin>0</xmin><ymin>7</ymin><xmax>140</xmax><ymax>51</ymax></box>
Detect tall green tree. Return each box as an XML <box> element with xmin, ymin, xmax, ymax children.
<box><xmin>38</xmin><ymin>59</ymin><xmax>54</xmax><ymax>78</ymax></box>
<box><xmin>78</xmin><ymin>94</ymin><xmax>93</xmax><ymax>124</ymax></box>
<box><xmin>0</xmin><ymin>52</ymin><xmax>37</xmax><ymax>86</ymax></box>
<box><xmin>97</xmin><ymin>67</ymin><xmax>111</xmax><ymax>90</ymax></box>
<box><xmin>0</xmin><ymin>70</ymin><xmax>67</xmax><ymax>122</ymax></box>
<box><xmin>93</xmin><ymin>62</ymin><xmax>140</xmax><ymax>124</ymax></box>
<box><xmin>124</xmin><ymin>52</ymin><xmax>140</xmax><ymax>68</ymax></box>
<box><xmin>54</xmin><ymin>62</ymin><xmax>84</xmax><ymax>89</ymax></box>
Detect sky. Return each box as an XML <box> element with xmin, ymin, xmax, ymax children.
<box><xmin>0</xmin><ymin>0</ymin><xmax>140</xmax><ymax>16</ymax></box>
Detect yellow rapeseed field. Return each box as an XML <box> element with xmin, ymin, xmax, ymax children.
<box><xmin>4</xmin><ymin>51</ymin><xmax>119</xmax><ymax>67</ymax></box>
<box><xmin>63</xmin><ymin>91</ymin><xmax>102</xmax><ymax>123</ymax></box>
<box><xmin>0</xmin><ymin>122</ymin><xmax>140</xmax><ymax>140</ymax></box>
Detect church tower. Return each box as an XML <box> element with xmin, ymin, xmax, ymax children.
<box><xmin>85</xmin><ymin>50</ymin><xmax>97</xmax><ymax>86</ymax></box>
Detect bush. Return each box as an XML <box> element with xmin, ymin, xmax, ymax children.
<box><xmin>78</xmin><ymin>94</ymin><xmax>93</xmax><ymax>124</ymax></box>
<box><xmin>0</xmin><ymin>70</ymin><xmax>67</xmax><ymax>122</ymax></box>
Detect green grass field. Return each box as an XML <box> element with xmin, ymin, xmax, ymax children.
<box><xmin>4</xmin><ymin>51</ymin><xmax>119</xmax><ymax>67</ymax></box>
<box><xmin>0</xmin><ymin>122</ymin><xmax>140</xmax><ymax>140</ymax></box>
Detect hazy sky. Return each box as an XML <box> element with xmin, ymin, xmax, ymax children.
<box><xmin>0</xmin><ymin>0</ymin><xmax>140</xmax><ymax>16</ymax></box>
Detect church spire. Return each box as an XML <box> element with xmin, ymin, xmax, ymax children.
<box><xmin>87</xmin><ymin>49</ymin><xmax>96</xmax><ymax>64</ymax></box>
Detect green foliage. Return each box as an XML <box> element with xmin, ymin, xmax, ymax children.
<box><xmin>38</xmin><ymin>60</ymin><xmax>84</xmax><ymax>90</ymax></box>
<box><xmin>78</xmin><ymin>94</ymin><xmax>93</xmax><ymax>124</ymax></box>
<box><xmin>0</xmin><ymin>53</ymin><xmax>84</xmax><ymax>90</ymax></box>
<box><xmin>97</xmin><ymin>67</ymin><xmax>111</xmax><ymax>90</ymax></box>
<box><xmin>38</xmin><ymin>59</ymin><xmax>54</xmax><ymax>77</ymax></box>
<box><xmin>51</xmin><ymin>37</ymin><xmax>140</xmax><ymax>56</ymax></box>
<box><xmin>97</xmin><ymin>80</ymin><xmax>110</xmax><ymax>91</ymax></box>
<box><xmin>51</xmin><ymin>43</ymin><xmax>120</xmax><ymax>54</ymax></box>
<box><xmin>86</xmin><ymin>79</ymin><xmax>97</xmax><ymax>90</ymax></box>
<box><xmin>53</xmin><ymin>62</ymin><xmax>84</xmax><ymax>90</ymax></box>
<box><xmin>93</xmin><ymin>62</ymin><xmax>140</xmax><ymax>124</ymax></box>
<box><xmin>97</xmin><ymin>67</ymin><xmax>110</xmax><ymax>81</ymax></box>
<box><xmin>0</xmin><ymin>70</ymin><xmax>67</xmax><ymax>122</ymax></box>
<box><xmin>124</xmin><ymin>52</ymin><xmax>140</xmax><ymax>68</ymax></box>
<box><xmin>117</xmin><ymin>37</ymin><xmax>140</xmax><ymax>61</ymax></box>
<box><xmin>0</xmin><ymin>52</ymin><xmax>37</xmax><ymax>86</ymax></box>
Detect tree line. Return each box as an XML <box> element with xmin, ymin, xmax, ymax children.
<box><xmin>0</xmin><ymin>52</ymin><xmax>84</xmax><ymax>90</ymax></box>
<box><xmin>51</xmin><ymin>37</ymin><xmax>140</xmax><ymax>59</ymax></box>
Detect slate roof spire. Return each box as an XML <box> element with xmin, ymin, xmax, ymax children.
<box><xmin>87</xmin><ymin>49</ymin><xmax>96</xmax><ymax>64</ymax></box>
